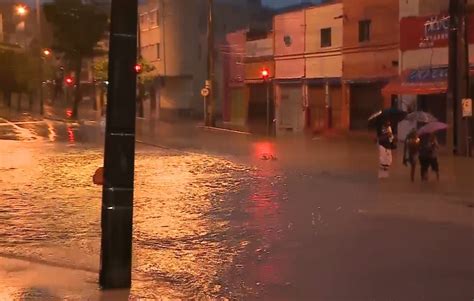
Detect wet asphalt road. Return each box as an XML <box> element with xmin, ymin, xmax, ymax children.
<box><xmin>0</xmin><ymin>114</ymin><xmax>473</xmax><ymax>300</ymax></box>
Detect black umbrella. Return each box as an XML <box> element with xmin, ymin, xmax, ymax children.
<box><xmin>368</xmin><ymin>108</ymin><xmax>407</xmax><ymax>128</ymax></box>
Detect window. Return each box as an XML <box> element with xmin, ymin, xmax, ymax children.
<box><xmin>140</xmin><ymin>14</ymin><xmax>147</xmax><ymax>26</ymax></box>
<box><xmin>140</xmin><ymin>14</ymin><xmax>147</xmax><ymax>30</ymax></box>
<box><xmin>156</xmin><ymin>43</ymin><xmax>160</xmax><ymax>60</ymax></box>
<box><xmin>149</xmin><ymin>10</ymin><xmax>159</xmax><ymax>27</ymax></box>
<box><xmin>359</xmin><ymin>20</ymin><xmax>371</xmax><ymax>42</ymax></box>
<box><xmin>320</xmin><ymin>27</ymin><xmax>332</xmax><ymax>48</ymax></box>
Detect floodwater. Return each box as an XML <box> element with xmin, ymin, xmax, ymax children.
<box><xmin>0</xmin><ymin>115</ymin><xmax>473</xmax><ymax>300</ymax></box>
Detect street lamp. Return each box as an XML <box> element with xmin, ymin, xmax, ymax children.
<box><xmin>15</xmin><ymin>4</ymin><xmax>28</xmax><ymax>17</ymax></box>
<box><xmin>43</xmin><ymin>49</ymin><xmax>52</xmax><ymax>57</ymax></box>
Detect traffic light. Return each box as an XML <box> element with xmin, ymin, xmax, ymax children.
<box><xmin>134</xmin><ymin>64</ymin><xmax>142</xmax><ymax>73</ymax></box>
<box><xmin>261</xmin><ymin>68</ymin><xmax>270</xmax><ymax>80</ymax></box>
<box><xmin>65</xmin><ymin>76</ymin><xmax>74</xmax><ymax>86</ymax></box>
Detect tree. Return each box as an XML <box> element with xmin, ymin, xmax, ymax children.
<box><xmin>92</xmin><ymin>57</ymin><xmax>156</xmax><ymax>118</ymax></box>
<box><xmin>0</xmin><ymin>49</ymin><xmax>39</xmax><ymax>109</ymax></box>
<box><xmin>136</xmin><ymin>57</ymin><xmax>156</xmax><ymax>118</ymax></box>
<box><xmin>44</xmin><ymin>0</ymin><xmax>108</xmax><ymax>119</ymax></box>
<box><xmin>92</xmin><ymin>57</ymin><xmax>108</xmax><ymax>116</ymax></box>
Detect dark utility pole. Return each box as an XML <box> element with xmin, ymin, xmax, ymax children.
<box><xmin>36</xmin><ymin>0</ymin><xmax>43</xmax><ymax>115</ymax></box>
<box><xmin>206</xmin><ymin>0</ymin><xmax>215</xmax><ymax>127</ymax></box>
<box><xmin>100</xmin><ymin>0</ymin><xmax>138</xmax><ymax>289</ymax></box>
<box><xmin>448</xmin><ymin>0</ymin><xmax>470</xmax><ymax>155</ymax></box>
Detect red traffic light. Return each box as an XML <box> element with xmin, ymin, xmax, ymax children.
<box><xmin>65</xmin><ymin>76</ymin><xmax>74</xmax><ymax>86</ymax></box>
<box><xmin>261</xmin><ymin>68</ymin><xmax>270</xmax><ymax>79</ymax></box>
<box><xmin>134</xmin><ymin>64</ymin><xmax>142</xmax><ymax>73</ymax></box>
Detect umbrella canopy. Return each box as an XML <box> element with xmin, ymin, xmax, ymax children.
<box><xmin>368</xmin><ymin>108</ymin><xmax>407</xmax><ymax>127</ymax></box>
<box><xmin>406</xmin><ymin>111</ymin><xmax>438</xmax><ymax>123</ymax></box>
<box><xmin>417</xmin><ymin>121</ymin><xmax>448</xmax><ymax>136</ymax></box>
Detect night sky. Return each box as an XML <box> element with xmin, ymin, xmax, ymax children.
<box><xmin>21</xmin><ymin>0</ymin><xmax>322</xmax><ymax>9</ymax></box>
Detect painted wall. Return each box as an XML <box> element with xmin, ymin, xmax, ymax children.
<box><xmin>274</xmin><ymin>10</ymin><xmax>305</xmax><ymax>57</ymax></box>
<box><xmin>305</xmin><ymin>2</ymin><xmax>343</xmax><ymax>79</ymax></box>
<box><xmin>275</xmin><ymin>58</ymin><xmax>305</xmax><ymax>79</ymax></box>
<box><xmin>342</xmin><ymin>0</ymin><xmax>399</xmax><ymax>80</ymax></box>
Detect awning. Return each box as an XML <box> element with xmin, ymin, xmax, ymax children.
<box><xmin>382</xmin><ymin>78</ymin><xmax>447</xmax><ymax>95</ymax></box>
<box><xmin>382</xmin><ymin>67</ymin><xmax>471</xmax><ymax>95</ymax></box>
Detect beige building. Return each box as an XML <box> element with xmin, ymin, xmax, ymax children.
<box><xmin>304</xmin><ymin>2</ymin><xmax>346</xmax><ymax>132</ymax></box>
<box><xmin>139</xmin><ymin>0</ymin><xmax>263</xmax><ymax>121</ymax></box>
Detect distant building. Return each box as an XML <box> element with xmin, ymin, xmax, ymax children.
<box><xmin>138</xmin><ymin>0</ymin><xmax>265</xmax><ymax>121</ymax></box>
<box><xmin>342</xmin><ymin>0</ymin><xmax>399</xmax><ymax>130</ymax></box>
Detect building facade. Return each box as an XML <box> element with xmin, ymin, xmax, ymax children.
<box><xmin>305</xmin><ymin>2</ymin><xmax>346</xmax><ymax>133</ymax></box>
<box><xmin>139</xmin><ymin>0</ymin><xmax>265</xmax><ymax>121</ymax></box>
<box><xmin>342</xmin><ymin>0</ymin><xmax>399</xmax><ymax>130</ymax></box>
<box><xmin>274</xmin><ymin>9</ymin><xmax>306</xmax><ymax>135</ymax></box>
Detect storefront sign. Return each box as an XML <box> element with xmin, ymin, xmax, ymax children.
<box><xmin>424</xmin><ymin>16</ymin><xmax>450</xmax><ymax>41</ymax></box>
<box><xmin>407</xmin><ymin>67</ymin><xmax>448</xmax><ymax>83</ymax></box>
<box><xmin>401</xmin><ymin>14</ymin><xmax>474</xmax><ymax>51</ymax></box>
<box><xmin>462</xmin><ymin>98</ymin><xmax>472</xmax><ymax>117</ymax></box>
<box><xmin>245</xmin><ymin>38</ymin><xmax>273</xmax><ymax>58</ymax></box>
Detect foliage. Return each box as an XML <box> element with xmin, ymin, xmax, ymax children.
<box><xmin>43</xmin><ymin>0</ymin><xmax>108</xmax><ymax>62</ymax></box>
<box><xmin>92</xmin><ymin>57</ymin><xmax>109</xmax><ymax>82</ymax></box>
<box><xmin>44</xmin><ymin>0</ymin><xmax>108</xmax><ymax>118</ymax></box>
<box><xmin>0</xmin><ymin>49</ymin><xmax>39</xmax><ymax>94</ymax></box>
<box><xmin>92</xmin><ymin>57</ymin><xmax>156</xmax><ymax>86</ymax></box>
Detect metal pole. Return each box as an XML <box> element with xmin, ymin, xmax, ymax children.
<box><xmin>100</xmin><ymin>0</ymin><xmax>138</xmax><ymax>289</ymax></box>
<box><xmin>458</xmin><ymin>0</ymin><xmax>470</xmax><ymax>156</ymax></box>
<box><xmin>266</xmin><ymin>79</ymin><xmax>270</xmax><ymax>136</ymax></box>
<box><xmin>206</xmin><ymin>0</ymin><xmax>215</xmax><ymax>127</ymax></box>
<box><xmin>36</xmin><ymin>0</ymin><xmax>43</xmax><ymax>115</ymax></box>
<box><xmin>448</xmin><ymin>0</ymin><xmax>459</xmax><ymax>154</ymax></box>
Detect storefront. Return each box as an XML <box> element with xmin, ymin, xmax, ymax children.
<box><xmin>383</xmin><ymin>66</ymin><xmax>474</xmax><ymax>143</ymax></box>
<box><xmin>306</xmin><ymin>79</ymin><xmax>343</xmax><ymax>132</ymax></box>
<box><xmin>348</xmin><ymin>81</ymin><xmax>386</xmax><ymax>130</ymax></box>
<box><xmin>275</xmin><ymin>81</ymin><xmax>305</xmax><ymax>134</ymax></box>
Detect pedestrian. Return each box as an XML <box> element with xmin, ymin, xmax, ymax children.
<box><xmin>377</xmin><ymin>120</ymin><xmax>396</xmax><ymax>179</ymax></box>
<box><xmin>403</xmin><ymin>128</ymin><xmax>420</xmax><ymax>182</ymax></box>
<box><xmin>418</xmin><ymin>133</ymin><xmax>439</xmax><ymax>181</ymax></box>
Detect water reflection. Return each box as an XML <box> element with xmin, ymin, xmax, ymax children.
<box><xmin>0</xmin><ymin>141</ymin><xmax>254</xmax><ymax>299</ymax></box>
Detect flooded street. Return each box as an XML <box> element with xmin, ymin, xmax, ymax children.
<box><xmin>0</xmin><ymin>116</ymin><xmax>473</xmax><ymax>300</ymax></box>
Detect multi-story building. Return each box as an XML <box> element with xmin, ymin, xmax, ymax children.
<box><xmin>305</xmin><ymin>1</ymin><xmax>345</xmax><ymax>133</ymax></box>
<box><xmin>139</xmin><ymin>0</ymin><xmax>264</xmax><ymax>121</ymax></box>
<box><xmin>273</xmin><ymin>8</ymin><xmax>306</xmax><ymax>135</ymax></box>
<box><xmin>383</xmin><ymin>0</ymin><xmax>474</xmax><ymax>143</ymax></box>
<box><xmin>342</xmin><ymin>0</ymin><xmax>399</xmax><ymax>130</ymax></box>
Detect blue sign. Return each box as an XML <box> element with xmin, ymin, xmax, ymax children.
<box><xmin>407</xmin><ymin>67</ymin><xmax>448</xmax><ymax>83</ymax></box>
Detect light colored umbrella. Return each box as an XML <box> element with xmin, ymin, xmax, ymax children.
<box><xmin>406</xmin><ymin>111</ymin><xmax>438</xmax><ymax>123</ymax></box>
<box><xmin>417</xmin><ymin>121</ymin><xmax>448</xmax><ymax>136</ymax></box>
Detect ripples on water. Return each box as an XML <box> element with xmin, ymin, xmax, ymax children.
<box><xmin>0</xmin><ymin>141</ymin><xmax>287</xmax><ymax>299</ymax></box>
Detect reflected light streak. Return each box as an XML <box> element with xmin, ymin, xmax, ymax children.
<box><xmin>46</xmin><ymin>122</ymin><xmax>57</xmax><ymax>142</ymax></box>
<box><xmin>67</xmin><ymin>126</ymin><xmax>75</xmax><ymax>143</ymax></box>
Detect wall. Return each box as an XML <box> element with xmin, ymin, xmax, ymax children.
<box><xmin>305</xmin><ymin>3</ymin><xmax>343</xmax><ymax>79</ymax></box>
<box><xmin>342</xmin><ymin>0</ymin><xmax>399</xmax><ymax>80</ymax></box>
<box><xmin>274</xmin><ymin>10</ymin><xmax>305</xmax><ymax>58</ymax></box>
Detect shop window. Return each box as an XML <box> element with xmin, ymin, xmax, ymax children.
<box><xmin>359</xmin><ymin>20</ymin><xmax>371</xmax><ymax>42</ymax></box>
<box><xmin>320</xmin><ymin>27</ymin><xmax>332</xmax><ymax>48</ymax></box>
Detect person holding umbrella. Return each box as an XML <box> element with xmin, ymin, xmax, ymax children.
<box><xmin>369</xmin><ymin>108</ymin><xmax>406</xmax><ymax>179</ymax></box>
<box><xmin>419</xmin><ymin>133</ymin><xmax>439</xmax><ymax>181</ymax></box>
<box><xmin>403</xmin><ymin>128</ymin><xmax>420</xmax><ymax>182</ymax></box>
<box><xmin>377</xmin><ymin>120</ymin><xmax>396</xmax><ymax>178</ymax></box>
<box><xmin>417</xmin><ymin>121</ymin><xmax>446</xmax><ymax>181</ymax></box>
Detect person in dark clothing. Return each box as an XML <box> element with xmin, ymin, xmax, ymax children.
<box><xmin>403</xmin><ymin>128</ymin><xmax>420</xmax><ymax>182</ymax></box>
<box><xmin>377</xmin><ymin>120</ymin><xmax>396</xmax><ymax>179</ymax></box>
<box><xmin>419</xmin><ymin>133</ymin><xmax>439</xmax><ymax>181</ymax></box>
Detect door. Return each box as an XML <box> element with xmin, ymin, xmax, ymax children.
<box><xmin>278</xmin><ymin>84</ymin><xmax>303</xmax><ymax>132</ymax></box>
<box><xmin>308</xmin><ymin>85</ymin><xmax>327</xmax><ymax>132</ymax></box>
<box><xmin>350</xmin><ymin>83</ymin><xmax>384</xmax><ymax>130</ymax></box>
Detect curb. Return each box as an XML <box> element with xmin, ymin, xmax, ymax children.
<box><xmin>196</xmin><ymin>125</ymin><xmax>251</xmax><ymax>136</ymax></box>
